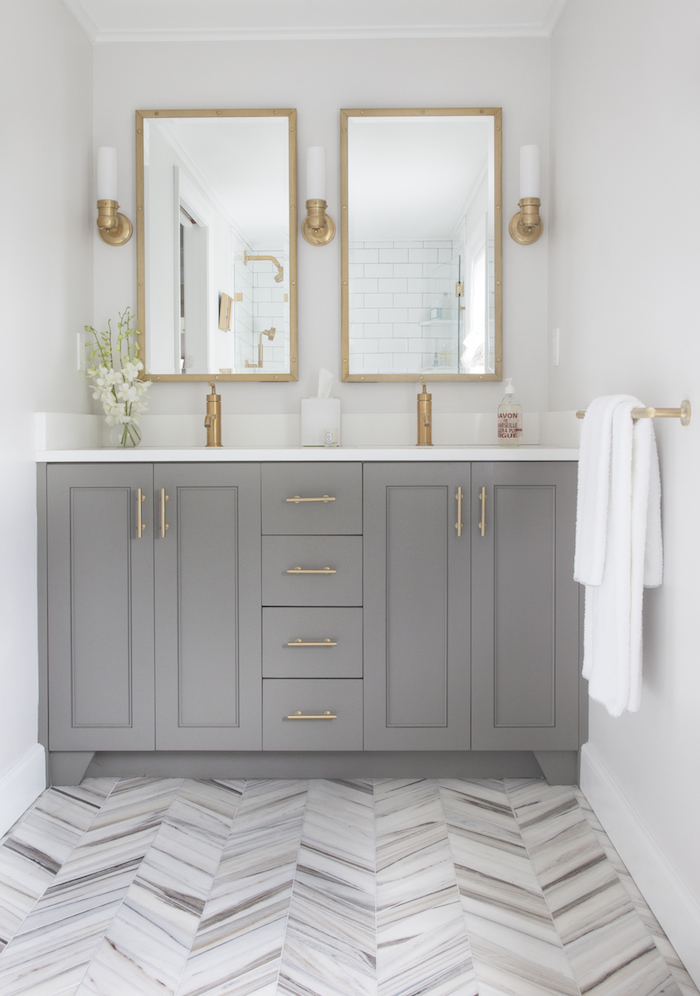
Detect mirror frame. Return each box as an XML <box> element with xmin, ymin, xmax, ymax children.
<box><xmin>340</xmin><ymin>107</ymin><xmax>502</xmax><ymax>382</ymax></box>
<box><xmin>135</xmin><ymin>108</ymin><xmax>298</xmax><ymax>382</ymax></box>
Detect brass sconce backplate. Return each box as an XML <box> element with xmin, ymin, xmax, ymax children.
<box><xmin>509</xmin><ymin>197</ymin><xmax>543</xmax><ymax>244</ymax></box>
<box><xmin>302</xmin><ymin>199</ymin><xmax>335</xmax><ymax>245</ymax></box>
<box><xmin>97</xmin><ymin>199</ymin><xmax>133</xmax><ymax>246</ymax></box>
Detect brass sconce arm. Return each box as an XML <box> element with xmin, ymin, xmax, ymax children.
<box><xmin>302</xmin><ymin>199</ymin><xmax>336</xmax><ymax>246</ymax></box>
<box><xmin>96</xmin><ymin>199</ymin><xmax>132</xmax><ymax>246</ymax></box>
<box><xmin>509</xmin><ymin>197</ymin><xmax>543</xmax><ymax>244</ymax></box>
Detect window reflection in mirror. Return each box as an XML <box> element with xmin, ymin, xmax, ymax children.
<box><xmin>136</xmin><ymin>110</ymin><xmax>297</xmax><ymax>381</ymax></box>
<box><xmin>341</xmin><ymin>109</ymin><xmax>502</xmax><ymax>382</ymax></box>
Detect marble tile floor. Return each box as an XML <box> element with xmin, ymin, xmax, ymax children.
<box><xmin>0</xmin><ymin>777</ymin><xmax>696</xmax><ymax>996</ymax></box>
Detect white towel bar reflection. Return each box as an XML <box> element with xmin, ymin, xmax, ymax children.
<box><xmin>576</xmin><ymin>400</ymin><xmax>691</xmax><ymax>426</ymax></box>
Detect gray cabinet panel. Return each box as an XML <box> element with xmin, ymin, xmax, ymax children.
<box><xmin>363</xmin><ymin>463</ymin><xmax>471</xmax><ymax>750</ymax></box>
<box><xmin>471</xmin><ymin>462</ymin><xmax>580</xmax><ymax>750</ymax></box>
<box><xmin>262</xmin><ymin>536</ymin><xmax>362</xmax><ymax>606</ymax></box>
<box><xmin>263</xmin><ymin>608</ymin><xmax>363</xmax><ymax>677</ymax></box>
<box><xmin>154</xmin><ymin>464</ymin><xmax>262</xmax><ymax>750</ymax></box>
<box><xmin>46</xmin><ymin>464</ymin><xmax>155</xmax><ymax>751</ymax></box>
<box><xmin>262</xmin><ymin>679</ymin><xmax>363</xmax><ymax>750</ymax></box>
<box><xmin>262</xmin><ymin>463</ymin><xmax>362</xmax><ymax>535</ymax></box>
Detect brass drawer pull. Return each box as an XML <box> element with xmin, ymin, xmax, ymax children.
<box><xmin>478</xmin><ymin>486</ymin><xmax>487</xmax><ymax>537</ymax></box>
<box><xmin>455</xmin><ymin>486</ymin><xmax>463</xmax><ymax>537</ymax></box>
<box><xmin>288</xmin><ymin>638</ymin><xmax>338</xmax><ymax>647</ymax></box>
<box><xmin>286</xmin><ymin>495</ymin><xmax>336</xmax><ymax>503</ymax></box>
<box><xmin>287</xmin><ymin>710</ymin><xmax>337</xmax><ymax>720</ymax></box>
<box><xmin>137</xmin><ymin>489</ymin><xmax>146</xmax><ymax>538</ymax></box>
<box><xmin>286</xmin><ymin>566</ymin><xmax>336</xmax><ymax>575</ymax></box>
<box><xmin>160</xmin><ymin>488</ymin><xmax>169</xmax><ymax>539</ymax></box>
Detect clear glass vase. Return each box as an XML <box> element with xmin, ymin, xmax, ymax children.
<box><xmin>107</xmin><ymin>423</ymin><xmax>142</xmax><ymax>447</ymax></box>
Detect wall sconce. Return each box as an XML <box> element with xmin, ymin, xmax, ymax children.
<box><xmin>509</xmin><ymin>145</ymin><xmax>543</xmax><ymax>245</ymax></box>
<box><xmin>96</xmin><ymin>147</ymin><xmax>132</xmax><ymax>246</ymax></box>
<box><xmin>302</xmin><ymin>147</ymin><xmax>335</xmax><ymax>245</ymax></box>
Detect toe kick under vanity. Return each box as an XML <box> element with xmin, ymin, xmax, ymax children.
<box><xmin>36</xmin><ymin>448</ymin><xmax>584</xmax><ymax>786</ymax></box>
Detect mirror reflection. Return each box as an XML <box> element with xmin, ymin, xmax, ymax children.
<box><xmin>341</xmin><ymin>109</ymin><xmax>502</xmax><ymax>381</ymax></box>
<box><xmin>136</xmin><ymin>110</ymin><xmax>297</xmax><ymax>381</ymax></box>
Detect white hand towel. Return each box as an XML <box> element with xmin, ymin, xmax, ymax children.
<box><xmin>575</xmin><ymin>396</ymin><xmax>662</xmax><ymax>716</ymax></box>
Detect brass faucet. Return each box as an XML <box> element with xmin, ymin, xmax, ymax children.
<box><xmin>417</xmin><ymin>380</ymin><xmax>432</xmax><ymax>446</ymax></box>
<box><xmin>204</xmin><ymin>382</ymin><xmax>222</xmax><ymax>447</ymax></box>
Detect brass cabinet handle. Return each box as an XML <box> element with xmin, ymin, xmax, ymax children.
<box><xmin>286</xmin><ymin>495</ymin><xmax>336</xmax><ymax>503</ymax></box>
<box><xmin>160</xmin><ymin>488</ymin><xmax>169</xmax><ymax>539</ymax></box>
<box><xmin>478</xmin><ymin>486</ymin><xmax>487</xmax><ymax>537</ymax></box>
<box><xmin>287</xmin><ymin>638</ymin><xmax>338</xmax><ymax>647</ymax></box>
<box><xmin>286</xmin><ymin>566</ymin><xmax>336</xmax><ymax>575</ymax></box>
<box><xmin>455</xmin><ymin>486</ymin><xmax>463</xmax><ymax>537</ymax></box>
<box><xmin>287</xmin><ymin>710</ymin><xmax>337</xmax><ymax>719</ymax></box>
<box><xmin>137</xmin><ymin>489</ymin><xmax>146</xmax><ymax>538</ymax></box>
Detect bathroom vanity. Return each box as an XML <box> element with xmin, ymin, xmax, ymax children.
<box><xmin>37</xmin><ymin>448</ymin><xmax>583</xmax><ymax>785</ymax></box>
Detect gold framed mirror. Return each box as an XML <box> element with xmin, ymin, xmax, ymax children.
<box><xmin>136</xmin><ymin>108</ymin><xmax>297</xmax><ymax>381</ymax></box>
<box><xmin>341</xmin><ymin>108</ymin><xmax>502</xmax><ymax>382</ymax></box>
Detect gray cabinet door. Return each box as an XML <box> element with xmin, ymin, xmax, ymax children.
<box><xmin>471</xmin><ymin>462</ymin><xmax>580</xmax><ymax>750</ymax></box>
<box><xmin>154</xmin><ymin>464</ymin><xmax>262</xmax><ymax>750</ymax></box>
<box><xmin>46</xmin><ymin>464</ymin><xmax>155</xmax><ymax>751</ymax></box>
<box><xmin>363</xmin><ymin>463</ymin><xmax>471</xmax><ymax>749</ymax></box>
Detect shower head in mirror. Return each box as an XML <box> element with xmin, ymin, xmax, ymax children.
<box><xmin>244</xmin><ymin>251</ymin><xmax>284</xmax><ymax>283</ymax></box>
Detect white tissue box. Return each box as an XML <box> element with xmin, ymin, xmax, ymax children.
<box><xmin>300</xmin><ymin>398</ymin><xmax>341</xmax><ymax>446</ymax></box>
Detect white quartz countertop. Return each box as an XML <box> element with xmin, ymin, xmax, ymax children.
<box><xmin>36</xmin><ymin>445</ymin><xmax>579</xmax><ymax>462</ymax></box>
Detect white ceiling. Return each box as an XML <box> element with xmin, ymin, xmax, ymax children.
<box><xmin>62</xmin><ymin>0</ymin><xmax>569</xmax><ymax>43</ymax></box>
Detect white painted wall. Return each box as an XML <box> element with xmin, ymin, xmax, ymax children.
<box><xmin>0</xmin><ymin>0</ymin><xmax>93</xmax><ymax>823</ymax></box>
<box><xmin>548</xmin><ymin>0</ymin><xmax>700</xmax><ymax>975</ymax></box>
<box><xmin>93</xmin><ymin>37</ymin><xmax>550</xmax><ymax>415</ymax></box>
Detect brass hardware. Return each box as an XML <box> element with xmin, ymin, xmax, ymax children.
<box><xmin>160</xmin><ymin>489</ymin><xmax>169</xmax><ymax>539</ymax></box>
<box><xmin>287</xmin><ymin>566</ymin><xmax>336</xmax><ymax>575</ymax></box>
<box><xmin>455</xmin><ymin>282</ymin><xmax>464</xmax><ymax>297</ymax></box>
<box><xmin>137</xmin><ymin>489</ymin><xmax>146</xmax><ymax>538</ymax></box>
<box><xmin>286</xmin><ymin>495</ymin><xmax>336</xmax><ymax>503</ymax></box>
<box><xmin>288</xmin><ymin>638</ymin><xmax>338</xmax><ymax>647</ymax></box>
<box><xmin>233</xmin><ymin>292</ymin><xmax>243</xmax><ymax>302</ymax></box>
<box><xmin>509</xmin><ymin>197</ymin><xmax>543</xmax><ymax>245</ymax></box>
<box><xmin>340</xmin><ymin>108</ymin><xmax>502</xmax><ymax>383</ymax></box>
<box><xmin>244</xmin><ymin>251</ymin><xmax>284</xmax><ymax>283</ymax></box>
<box><xmin>245</xmin><ymin>327</ymin><xmax>276</xmax><ymax>369</ymax></box>
<box><xmin>287</xmin><ymin>710</ymin><xmax>337</xmax><ymax>719</ymax></box>
<box><xmin>576</xmin><ymin>400</ymin><xmax>691</xmax><ymax>426</ymax></box>
<box><xmin>205</xmin><ymin>382</ymin><xmax>222</xmax><ymax>446</ymax></box>
<box><xmin>478</xmin><ymin>487</ymin><xmax>487</xmax><ymax>537</ymax></box>
<box><xmin>455</xmin><ymin>487</ymin><xmax>463</xmax><ymax>537</ymax></box>
<box><xmin>96</xmin><ymin>199</ymin><xmax>133</xmax><ymax>246</ymax></box>
<box><xmin>417</xmin><ymin>380</ymin><xmax>433</xmax><ymax>447</ymax></box>
<box><xmin>302</xmin><ymin>199</ymin><xmax>336</xmax><ymax>246</ymax></box>
<box><xmin>135</xmin><ymin>108</ymin><xmax>298</xmax><ymax>383</ymax></box>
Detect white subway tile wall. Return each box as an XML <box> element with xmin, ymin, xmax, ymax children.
<box><xmin>348</xmin><ymin>240</ymin><xmax>462</xmax><ymax>375</ymax></box>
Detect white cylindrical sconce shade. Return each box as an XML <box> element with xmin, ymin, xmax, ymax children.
<box><xmin>97</xmin><ymin>147</ymin><xmax>118</xmax><ymax>201</ymax></box>
<box><xmin>519</xmin><ymin>145</ymin><xmax>540</xmax><ymax>200</ymax></box>
<box><xmin>306</xmin><ymin>146</ymin><xmax>327</xmax><ymax>201</ymax></box>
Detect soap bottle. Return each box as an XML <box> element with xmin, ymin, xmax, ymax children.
<box><xmin>497</xmin><ymin>378</ymin><xmax>522</xmax><ymax>445</ymax></box>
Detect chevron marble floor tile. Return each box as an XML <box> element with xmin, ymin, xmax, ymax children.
<box><xmin>0</xmin><ymin>778</ymin><xmax>695</xmax><ymax>996</ymax></box>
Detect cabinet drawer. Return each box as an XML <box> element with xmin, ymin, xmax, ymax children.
<box><xmin>262</xmin><ymin>536</ymin><xmax>362</xmax><ymax>606</ymax></box>
<box><xmin>262</xmin><ymin>679</ymin><xmax>363</xmax><ymax>750</ymax></box>
<box><xmin>263</xmin><ymin>608</ymin><xmax>362</xmax><ymax>678</ymax></box>
<box><xmin>262</xmin><ymin>463</ymin><xmax>362</xmax><ymax>535</ymax></box>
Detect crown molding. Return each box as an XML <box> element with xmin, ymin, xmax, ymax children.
<box><xmin>543</xmin><ymin>0</ymin><xmax>570</xmax><ymax>36</ymax></box>
<box><xmin>61</xmin><ymin>0</ymin><xmax>100</xmax><ymax>42</ymax></box>
<box><xmin>92</xmin><ymin>23</ymin><xmax>550</xmax><ymax>43</ymax></box>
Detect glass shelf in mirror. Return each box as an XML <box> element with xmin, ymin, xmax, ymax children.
<box><xmin>136</xmin><ymin>109</ymin><xmax>298</xmax><ymax>382</ymax></box>
<box><xmin>341</xmin><ymin>108</ymin><xmax>502</xmax><ymax>382</ymax></box>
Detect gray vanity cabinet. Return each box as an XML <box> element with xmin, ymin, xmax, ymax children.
<box><xmin>45</xmin><ymin>463</ymin><xmax>262</xmax><ymax>754</ymax></box>
<box><xmin>46</xmin><ymin>464</ymin><xmax>156</xmax><ymax>751</ymax></box>
<box><xmin>363</xmin><ymin>463</ymin><xmax>472</xmax><ymax>749</ymax></box>
<box><xmin>470</xmin><ymin>462</ymin><xmax>580</xmax><ymax>750</ymax></box>
<box><xmin>153</xmin><ymin>464</ymin><xmax>261</xmax><ymax>750</ymax></box>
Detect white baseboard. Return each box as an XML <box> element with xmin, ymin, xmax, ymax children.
<box><xmin>581</xmin><ymin>742</ymin><xmax>700</xmax><ymax>988</ymax></box>
<box><xmin>0</xmin><ymin>744</ymin><xmax>46</xmax><ymax>837</ymax></box>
